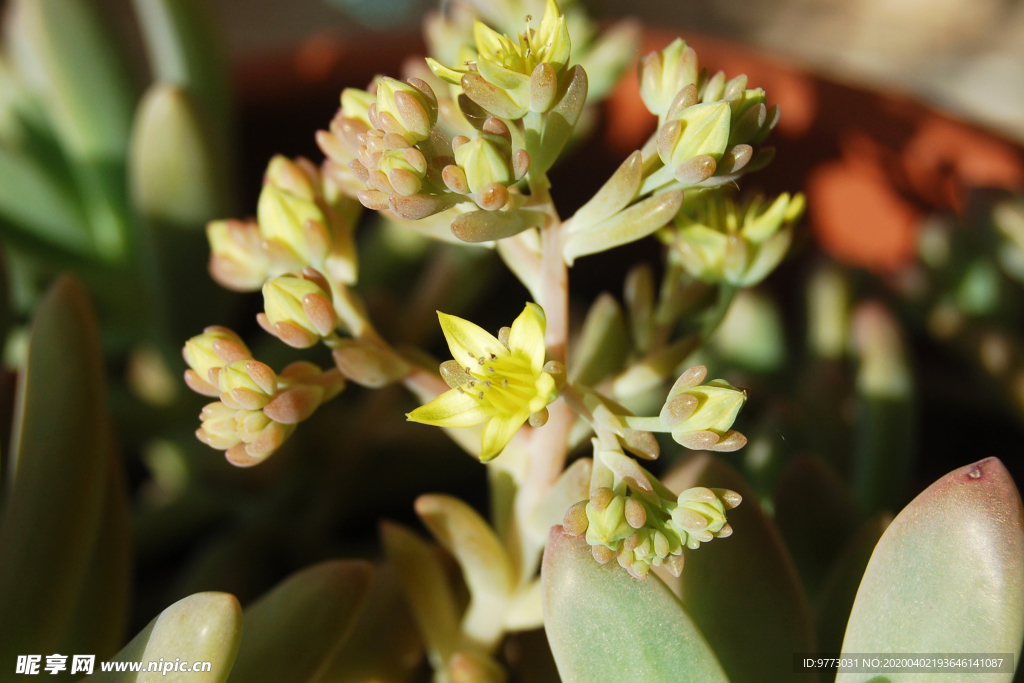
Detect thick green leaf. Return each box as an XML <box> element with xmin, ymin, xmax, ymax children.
<box><xmin>564</xmin><ymin>190</ymin><xmax>683</xmax><ymax>265</ymax></box>
<box><xmin>313</xmin><ymin>564</ymin><xmax>424</xmax><ymax>683</ymax></box>
<box><xmin>57</xmin><ymin>443</ymin><xmax>133</xmax><ymax>660</ymax></box>
<box><xmin>7</xmin><ymin>0</ymin><xmax>135</xmax><ymax>161</ymax></box>
<box><xmin>570</xmin><ymin>151</ymin><xmax>642</xmax><ymax>232</ymax></box>
<box><xmin>838</xmin><ymin>458</ymin><xmax>1024</xmax><ymax>682</ymax></box>
<box><xmin>90</xmin><ymin>592</ymin><xmax>242</xmax><ymax>682</ymax></box>
<box><xmin>228</xmin><ymin>561</ymin><xmax>373</xmax><ymax>683</ymax></box>
<box><xmin>530</xmin><ymin>65</ymin><xmax>588</xmax><ymax>177</ymax></box>
<box><xmin>665</xmin><ymin>454</ymin><xmax>816</xmax><ymax>683</ymax></box>
<box><xmin>814</xmin><ymin>514</ymin><xmax>890</xmax><ymax>656</ymax></box>
<box><xmin>129</xmin><ymin>84</ymin><xmax>228</xmax><ymax>229</ymax></box>
<box><xmin>131</xmin><ymin>0</ymin><xmax>231</xmax><ymax>143</ymax></box>
<box><xmin>0</xmin><ymin>146</ymin><xmax>92</xmax><ymax>255</ymax></box>
<box><xmin>542</xmin><ymin>526</ymin><xmax>729</xmax><ymax>683</ymax></box>
<box><xmin>0</xmin><ymin>276</ymin><xmax>108</xmax><ymax>661</ymax></box>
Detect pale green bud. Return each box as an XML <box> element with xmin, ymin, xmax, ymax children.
<box><xmin>377</xmin><ymin>147</ymin><xmax>427</xmax><ymax>197</ymax></box>
<box><xmin>218</xmin><ymin>359</ymin><xmax>277</xmax><ymax>410</ymax></box>
<box><xmin>374</xmin><ymin>77</ymin><xmax>437</xmax><ymax>143</ymax></box>
<box><xmin>660</xmin><ymin>102</ymin><xmax>731</xmax><ymax>168</ymax></box>
<box><xmin>660</xmin><ymin>365</ymin><xmax>747</xmax><ymax>451</ymax></box>
<box><xmin>261</xmin><ymin>274</ymin><xmax>337</xmax><ymax>349</ymax></box>
<box><xmin>454</xmin><ymin>133</ymin><xmax>513</xmax><ymax>195</ymax></box>
<box><xmin>639</xmin><ymin>38</ymin><xmax>699</xmax><ymax>118</ymax></box>
<box><xmin>257</xmin><ymin>156</ymin><xmax>330</xmax><ymax>267</ymax></box>
<box><xmin>584</xmin><ymin>493</ymin><xmax>633</xmax><ymax>548</ymax></box>
<box><xmin>340</xmin><ymin>87</ymin><xmax>374</xmax><ymax>127</ymax></box>
<box><xmin>183</xmin><ymin>327</ymin><xmax>252</xmax><ymax>396</ymax></box>
<box><xmin>667</xmin><ymin>486</ymin><xmax>738</xmax><ymax>549</ymax></box>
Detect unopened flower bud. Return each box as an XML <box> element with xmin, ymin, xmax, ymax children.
<box><xmin>659</xmin><ymin>101</ymin><xmax>732</xmax><ymax>169</ymax></box>
<box><xmin>341</xmin><ymin>87</ymin><xmax>375</xmax><ymax>127</ymax></box>
<box><xmin>453</xmin><ymin>131</ymin><xmax>514</xmax><ymax>199</ymax></box>
<box><xmin>261</xmin><ymin>274</ymin><xmax>337</xmax><ymax>348</ymax></box>
<box><xmin>207</xmin><ymin>219</ymin><xmax>272</xmax><ymax>292</ymax></box>
<box><xmin>639</xmin><ymin>38</ymin><xmax>699</xmax><ymax>118</ymax></box>
<box><xmin>662</xmin><ymin>365</ymin><xmax>747</xmax><ymax>451</ymax></box>
<box><xmin>373</xmin><ymin>77</ymin><xmax>437</xmax><ymax>143</ymax></box>
<box><xmin>183</xmin><ymin>327</ymin><xmax>252</xmax><ymax>396</ymax></box>
<box><xmin>257</xmin><ymin>156</ymin><xmax>330</xmax><ymax>267</ymax></box>
<box><xmin>196</xmin><ymin>402</ymin><xmax>242</xmax><ymax>450</ymax></box>
<box><xmin>585</xmin><ymin>493</ymin><xmax>632</xmax><ymax>548</ymax></box>
<box><xmin>219</xmin><ymin>359</ymin><xmax>277</xmax><ymax>410</ymax></box>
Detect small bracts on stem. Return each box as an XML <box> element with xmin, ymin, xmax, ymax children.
<box><xmin>563</xmin><ymin>443</ymin><xmax>741</xmax><ymax>579</ymax></box>
<box><xmin>407</xmin><ymin>302</ymin><xmax>561</xmax><ymax>462</ymax></box>
<box><xmin>661</xmin><ymin>190</ymin><xmax>804</xmax><ymax>287</ymax></box>
<box><xmin>183</xmin><ymin>329</ymin><xmax>345</xmax><ymax>466</ymax></box>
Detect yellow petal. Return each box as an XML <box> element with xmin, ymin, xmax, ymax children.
<box><xmin>408</xmin><ymin>389</ymin><xmax>491</xmax><ymax>428</ymax></box>
<box><xmin>508</xmin><ymin>302</ymin><xmax>547</xmax><ymax>372</ymax></box>
<box><xmin>480</xmin><ymin>412</ymin><xmax>529</xmax><ymax>462</ymax></box>
<box><xmin>473</xmin><ymin>20</ymin><xmax>509</xmax><ymax>60</ymax></box>
<box><xmin>528</xmin><ymin>371</ymin><xmax>557</xmax><ymax>413</ymax></box>
<box><xmin>438</xmin><ymin>311</ymin><xmax>508</xmax><ymax>366</ymax></box>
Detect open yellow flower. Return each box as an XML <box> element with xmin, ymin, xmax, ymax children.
<box><xmin>408</xmin><ymin>303</ymin><xmax>559</xmax><ymax>461</ymax></box>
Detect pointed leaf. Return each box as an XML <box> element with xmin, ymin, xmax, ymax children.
<box><xmin>665</xmin><ymin>454</ymin><xmax>815</xmax><ymax>683</ymax></box>
<box><xmin>838</xmin><ymin>458</ymin><xmax>1024</xmax><ymax>682</ymax></box>
<box><xmin>542</xmin><ymin>526</ymin><xmax>729</xmax><ymax>683</ymax></box>
<box><xmin>228</xmin><ymin>561</ymin><xmax>373</xmax><ymax>683</ymax></box>
<box><xmin>0</xmin><ymin>276</ymin><xmax>108</xmax><ymax>661</ymax></box>
<box><xmin>564</xmin><ymin>190</ymin><xmax>682</xmax><ymax>264</ymax></box>
<box><xmin>570</xmin><ymin>151</ymin><xmax>642</xmax><ymax>232</ymax></box>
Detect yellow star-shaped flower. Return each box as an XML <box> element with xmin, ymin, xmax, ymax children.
<box><xmin>408</xmin><ymin>303</ymin><xmax>559</xmax><ymax>461</ymax></box>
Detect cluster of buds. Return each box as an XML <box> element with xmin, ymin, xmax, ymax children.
<box><xmin>426</xmin><ymin>0</ymin><xmax>572</xmax><ymax>119</ymax></box>
<box><xmin>638</xmin><ymin>38</ymin><xmax>780</xmax><ymax>192</ymax></box>
<box><xmin>662</xmin><ymin>191</ymin><xmax>805</xmax><ymax>288</ymax></box>
<box><xmin>207</xmin><ymin>156</ymin><xmax>360</xmax><ymax>291</ymax></box>
<box><xmin>344</xmin><ymin>76</ymin><xmax>465</xmax><ymax>221</ymax></box>
<box><xmin>443</xmin><ymin>118</ymin><xmax>530</xmax><ymax>210</ymax></box>
<box><xmin>183</xmin><ymin>327</ymin><xmax>345</xmax><ymax>466</ymax></box>
<box><xmin>563</xmin><ymin>471</ymin><xmax>741</xmax><ymax>579</ymax></box>
<box><xmin>258</xmin><ymin>267</ymin><xmax>338</xmax><ymax>349</ymax></box>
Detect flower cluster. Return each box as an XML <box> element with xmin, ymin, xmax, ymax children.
<box><xmin>407</xmin><ymin>303</ymin><xmax>562</xmax><ymax>461</ymax></box>
<box><xmin>564</xmin><ymin>474</ymin><xmax>741</xmax><ymax>580</ymax></box>
<box><xmin>638</xmin><ymin>38</ymin><xmax>780</xmax><ymax>194</ymax></box>
<box><xmin>662</xmin><ymin>191</ymin><xmax>805</xmax><ymax>288</ymax></box>
<box><xmin>207</xmin><ymin>156</ymin><xmax>360</xmax><ymax>292</ymax></box>
<box><xmin>658</xmin><ymin>364</ymin><xmax>748</xmax><ymax>450</ymax></box>
<box><xmin>183</xmin><ymin>327</ymin><xmax>344</xmax><ymax>466</ymax></box>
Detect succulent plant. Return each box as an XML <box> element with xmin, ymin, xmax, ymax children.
<box><xmin>2</xmin><ymin>0</ymin><xmax>1023</xmax><ymax>681</ymax></box>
